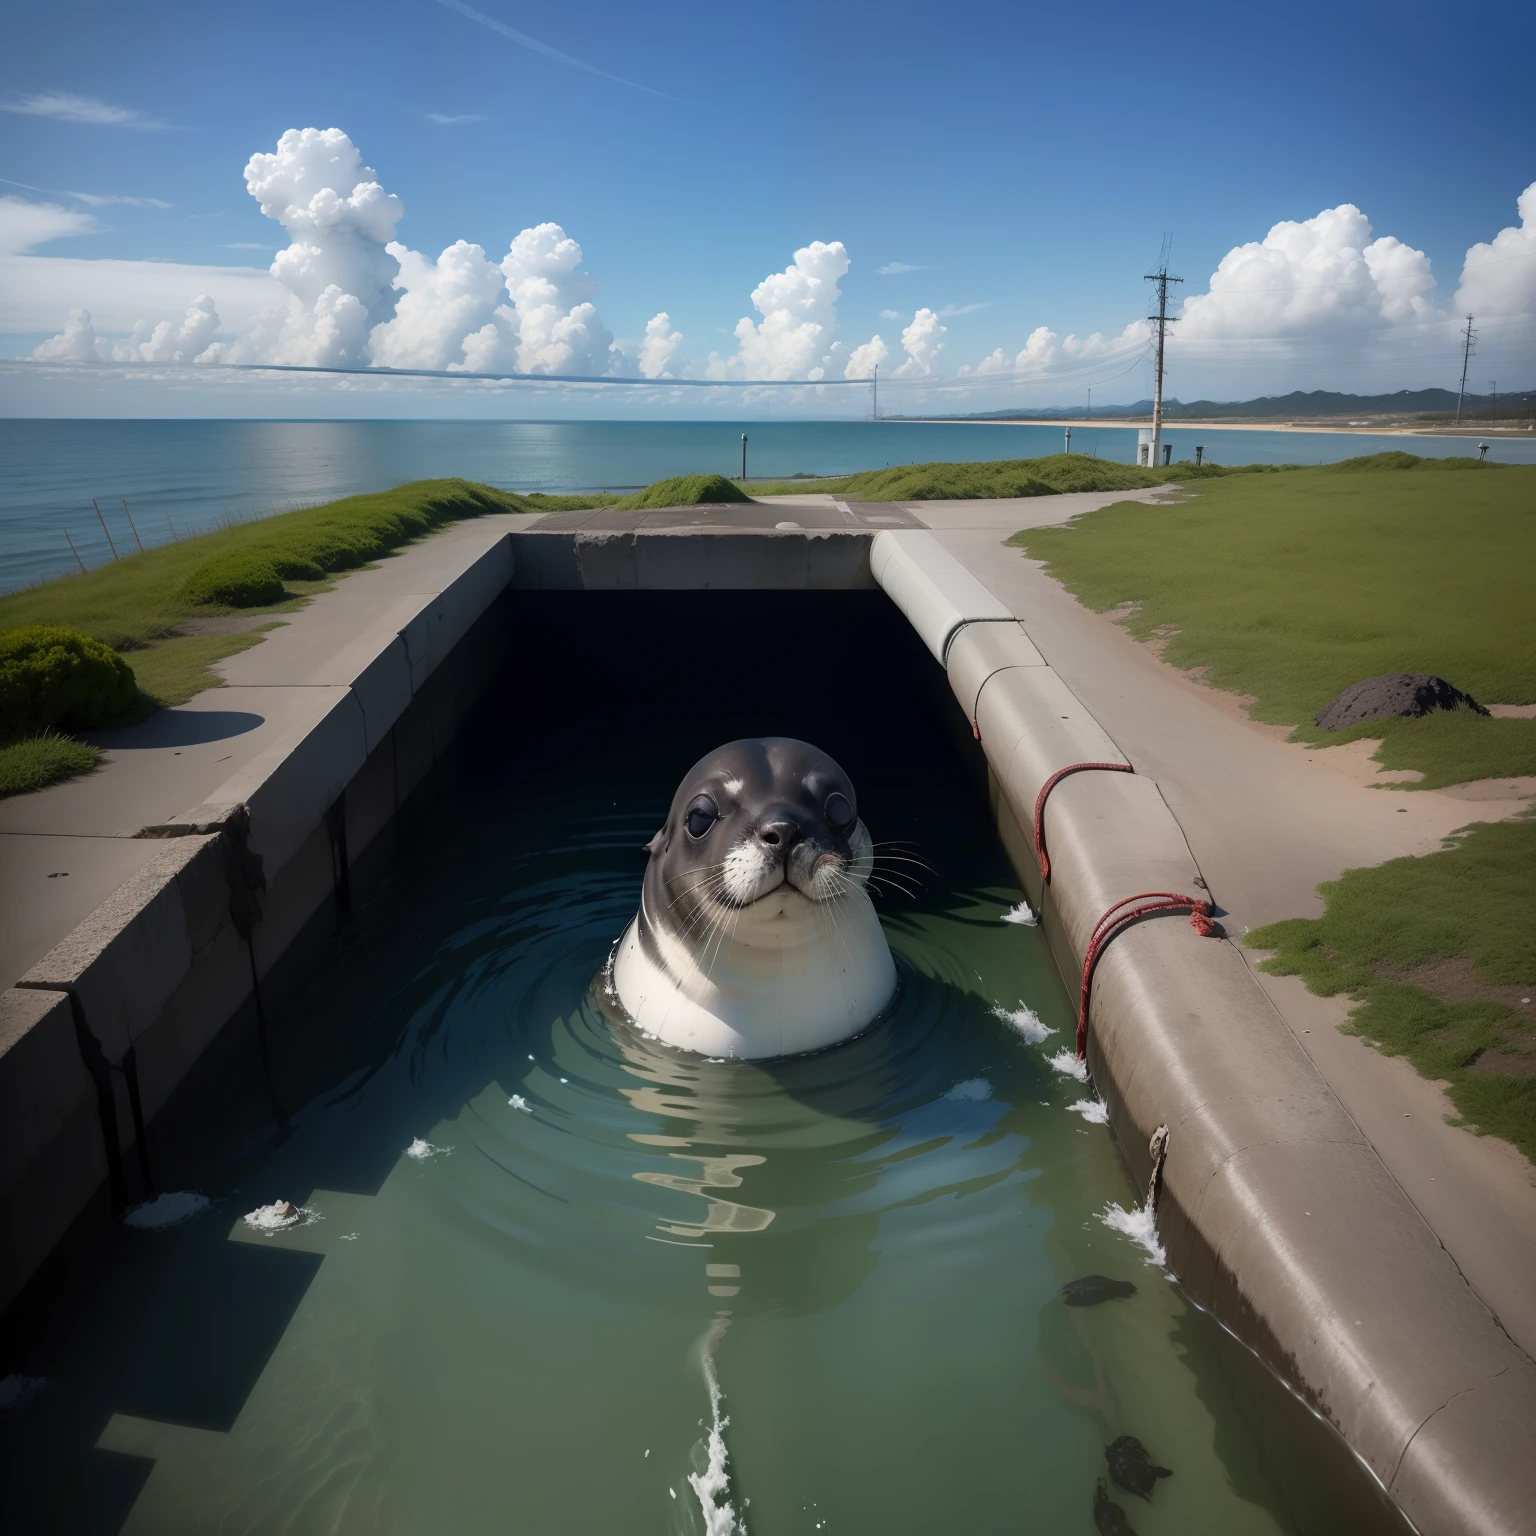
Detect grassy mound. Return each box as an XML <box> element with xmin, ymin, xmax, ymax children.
<box><xmin>1327</xmin><ymin>450</ymin><xmax>1508</xmax><ymax>473</ymax></box>
<box><xmin>0</xmin><ymin>730</ymin><xmax>100</xmax><ymax>799</ymax></box>
<box><xmin>1247</xmin><ymin>817</ymin><xmax>1536</xmax><ymax>1162</ymax></box>
<box><xmin>616</xmin><ymin>474</ymin><xmax>753</xmax><ymax>509</ymax></box>
<box><xmin>0</xmin><ymin>479</ymin><xmax>608</xmax><ymax>711</ymax></box>
<box><xmin>1009</xmin><ymin>462</ymin><xmax>1536</xmax><ymax>788</ymax></box>
<box><xmin>0</xmin><ymin>625</ymin><xmax>137</xmax><ymax>734</ymax></box>
<box><xmin>181</xmin><ymin>552</ymin><xmax>286</xmax><ymax>608</ymax></box>
<box><xmin>747</xmin><ymin>454</ymin><xmax>1290</xmax><ymax>501</ymax></box>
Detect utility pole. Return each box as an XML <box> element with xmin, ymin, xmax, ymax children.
<box><xmin>741</xmin><ymin>433</ymin><xmax>748</xmax><ymax>481</ymax></box>
<box><xmin>872</xmin><ymin>364</ymin><xmax>878</xmax><ymax>422</ymax></box>
<box><xmin>1086</xmin><ymin>387</ymin><xmax>1092</xmax><ymax>420</ymax></box>
<box><xmin>1489</xmin><ymin>380</ymin><xmax>1496</xmax><ymax>425</ymax></box>
<box><xmin>1144</xmin><ymin>237</ymin><xmax>1182</xmax><ymax>468</ymax></box>
<box><xmin>1454</xmin><ymin>315</ymin><xmax>1476</xmax><ymax>425</ymax></box>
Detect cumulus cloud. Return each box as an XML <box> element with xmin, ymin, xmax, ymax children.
<box><xmin>711</xmin><ymin>240</ymin><xmax>850</xmax><ymax>380</ymax></box>
<box><xmin>1454</xmin><ymin>179</ymin><xmax>1536</xmax><ymax>320</ymax></box>
<box><xmin>369</xmin><ymin>239</ymin><xmax>513</xmax><ymax>371</ymax></box>
<box><xmin>638</xmin><ymin>312</ymin><xmax>683</xmax><ymax>378</ymax></box>
<box><xmin>844</xmin><ymin>334</ymin><xmax>888</xmax><ymax>379</ymax></box>
<box><xmin>964</xmin><ymin>320</ymin><xmax>1150</xmax><ymax>378</ymax></box>
<box><xmin>0</xmin><ymin>196</ymin><xmax>97</xmax><ymax>254</ymax></box>
<box><xmin>34</xmin><ymin>295</ymin><xmax>221</xmax><ymax>363</ymax></box>
<box><xmin>894</xmin><ymin>307</ymin><xmax>945</xmax><ymax>377</ymax></box>
<box><xmin>227</xmin><ymin>127</ymin><xmax>404</xmax><ymax>366</ymax></box>
<box><xmin>500</xmin><ymin>223</ymin><xmax>615</xmax><ymax>374</ymax></box>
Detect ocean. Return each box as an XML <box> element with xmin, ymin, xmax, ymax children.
<box><xmin>3</xmin><ymin>417</ymin><xmax>1532</xmax><ymax>594</ymax></box>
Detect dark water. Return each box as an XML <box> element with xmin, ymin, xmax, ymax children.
<box><xmin>3</xmin><ymin>417</ymin><xmax>1531</xmax><ymax>592</ymax></box>
<box><xmin>0</xmin><ymin>594</ymin><xmax>1409</xmax><ymax>1534</ymax></box>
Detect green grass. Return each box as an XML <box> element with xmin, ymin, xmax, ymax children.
<box><xmin>1247</xmin><ymin>817</ymin><xmax>1536</xmax><ymax>1162</ymax></box>
<box><xmin>747</xmin><ymin>453</ymin><xmax>1289</xmax><ymax>501</ymax></box>
<box><xmin>1009</xmin><ymin>454</ymin><xmax>1536</xmax><ymax>788</ymax></box>
<box><xmin>0</xmin><ymin>479</ymin><xmax>608</xmax><ymax>714</ymax></box>
<box><xmin>0</xmin><ymin>730</ymin><xmax>100</xmax><ymax>798</ymax></box>
<box><xmin>615</xmin><ymin>473</ymin><xmax>752</xmax><ymax>509</ymax></box>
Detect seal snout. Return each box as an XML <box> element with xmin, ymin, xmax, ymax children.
<box><xmin>756</xmin><ymin>817</ymin><xmax>803</xmax><ymax>851</ymax></box>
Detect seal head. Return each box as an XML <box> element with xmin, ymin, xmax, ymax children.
<box><xmin>611</xmin><ymin>738</ymin><xmax>898</xmax><ymax>1059</ymax></box>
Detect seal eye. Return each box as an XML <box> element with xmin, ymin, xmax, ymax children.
<box><xmin>825</xmin><ymin>792</ymin><xmax>855</xmax><ymax>829</ymax></box>
<box><xmin>684</xmin><ymin>794</ymin><xmax>719</xmax><ymax>840</ymax></box>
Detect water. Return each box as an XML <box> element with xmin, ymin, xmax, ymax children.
<box><xmin>0</xmin><ymin>593</ymin><xmax>1407</xmax><ymax>1534</ymax></box>
<box><xmin>3</xmin><ymin>417</ymin><xmax>1532</xmax><ymax>593</ymax></box>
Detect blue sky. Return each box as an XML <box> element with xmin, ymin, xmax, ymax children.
<box><xmin>1</xmin><ymin>0</ymin><xmax>1533</xmax><ymax>415</ymax></box>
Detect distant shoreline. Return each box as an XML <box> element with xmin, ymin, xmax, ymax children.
<box><xmin>893</xmin><ymin>417</ymin><xmax>1533</xmax><ymax>437</ymax></box>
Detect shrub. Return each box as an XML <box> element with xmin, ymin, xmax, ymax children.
<box><xmin>0</xmin><ymin>625</ymin><xmax>137</xmax><ymax>734</ymax></box>
<box><xmin>248</xmin><ymin>547</ymin><xmax>325</xmax><ymax>581</ymax></box>
<box><xmin>618</xmin><ymin>474</ymin><xmax>753</xmax><ymax>509</ymax></box>
<box><xmin>181</xmin><ymin>552</ymin><xmax>285</xmax><ymax>607</ymax></box>
<box><xmin>0</xmin><ymin>730</ymin><xmax>100</xmax><ymax>798</ymax></box>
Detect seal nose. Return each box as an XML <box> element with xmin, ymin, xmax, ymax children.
<box><xmin>757</xmin><ymin>818</ymin><xmax>803</xmax><ymax>851</ymax></box>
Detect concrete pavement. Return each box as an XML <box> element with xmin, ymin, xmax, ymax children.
<box><xmin>897</xmin><ymin>489</ymin><xmax>1536</xmax><ymax>1360</ymax></box>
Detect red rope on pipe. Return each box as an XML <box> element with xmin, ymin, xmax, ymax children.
<box><xmin>1033</xmin><ymin>761</ymin><xmax>1133</xmax><ymax>882</ymax></box>
<box><xmin>1075</xmin><ymin>894</ymin><xmax>1219</xmax><ymax>1059</ymax></box>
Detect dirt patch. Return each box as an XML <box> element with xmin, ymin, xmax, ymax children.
<box><xmin>1465</xmin><ymin>1049</ymin><xmax>1536</xmax><ymax>1078</ymax></box>
<box><xmin>1374</xmin><ymin>954</ymin><xmax>1535</xmax><ymax>1011</ymax></box>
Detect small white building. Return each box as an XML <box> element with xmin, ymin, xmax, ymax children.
<box><xmin>1137</xmin><ymin>428</ymin><xmax>1155</xmax><ymax>466</ymax></box>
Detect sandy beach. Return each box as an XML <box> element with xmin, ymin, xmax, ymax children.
<box><xmin>900</xmin><ymin>417</ymin><xmax>1533</xmax><ymax>436</ymax></box>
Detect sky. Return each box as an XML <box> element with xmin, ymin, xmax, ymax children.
<box><xmin>0</xmin><ymin>0</ymin><xmax>1533</xmax><ymax>418</ymax></box>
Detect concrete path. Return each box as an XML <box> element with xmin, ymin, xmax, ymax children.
<box><xmin>902</xmin><ymin>490</ymin><xmax>1536</xmax><ymax>1360</ymax></box>
<box><xmin>0</xmin><ymin>516</ymin><xmax>525</xmax><ymax>992</ymax></box>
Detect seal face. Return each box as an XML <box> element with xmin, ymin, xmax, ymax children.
<box><xmin>612</xmin><ymin>738</ymin><xmax>898</xmax><ymax>1059</ymax></box>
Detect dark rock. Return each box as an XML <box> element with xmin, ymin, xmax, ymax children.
<box><xmin>1093</xmin><ymin>1479</ymin><xmax>1136</xmax><ymax>1534</ymax></box>
<box><xmin>1062</xmin><ymin>1275</ymin><xmax>1137</xmax><ymax>1307</ymax></box>
<box><xmin>1106</xmin><ymin>1436</ymin><xmax>1172</xmax><ymax>1501</ymax></box>
<box><xmin>1315</xmin><ymin>674</ymin><xmax>1489</xmax><ymax>731</ymax></box>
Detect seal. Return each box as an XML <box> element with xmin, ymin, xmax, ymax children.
<box><xmin>611</xmin><ymin>738</ymin><xmax>898</xmax><ymax>1059</ymax></box>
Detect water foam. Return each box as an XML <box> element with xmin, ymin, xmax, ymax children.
<box><xmin>122</xmin><ymin>1191</ymin><xmax>210</xmax><ymax>1229</ymax></box>
<box><xmin>242</xmin><ymin>1201</ymin><xmax>317</xmax><ymax>1234</ymax></box>
<box><xmin>992</xmin><ymin>1002</ymin><xmax>1055</xmax><ymax>1044</ymax></box>
<box><xmin>1000</xmin><ymin>901</ymin><xmax>1037</xmax><ymax>926</ymax></box>
<box><xmin>1068</xmin><ymin>1098</ymin><xmax>1110</xmax><ymax>1124</ymax></box>
<box><xmin>689</xmin><ymin>1316</ymin><xmax>746</xmax><ymax>1536</ymax></box>
<box><xmin>945</xmin><ymin>1078</ymin><xmax>993</xmax><ymax>1102</ymax></box>
<box><xmin>1047</xmin><ymin>1049</ymin><xmax>1088</xmax><ymax>1081</ymax></box>
<box><xmin>508</xmin><ymin>1094</ymin><xmax>532</xmax><ymax>1113</ymax></box>
<box><xmin>1099</xmin><ymin>1201</ymin><xmax>1167</xmax><ymax>1268</ymax></box>
<box><xmin>406</xmin><ymin>1138</ymin><xmax>450</xmax><ymax>1159</ymax></box>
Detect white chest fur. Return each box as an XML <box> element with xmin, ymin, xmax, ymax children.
<box><xmin>612</xmin><ymin>883</ymin><xmax>897</xmax><ymax>1059</ymax></box>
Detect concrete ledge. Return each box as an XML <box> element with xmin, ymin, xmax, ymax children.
<box><xmin>869</xmin><ymin>529</ymin><xmax>1015</xmax><ymax>663</ymax></box>
<box><xmin>868</xmin><ymin>533</ymin><xmax>1536</xmax><ymax>1536</ymax></box>
<box><xmin>509</xmin><ymin>528</ymin><xmax>876</xmax><ymax>590</ymax></box>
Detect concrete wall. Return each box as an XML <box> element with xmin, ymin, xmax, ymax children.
<box><xmin>0</xmin><ymin>567</ymin><xmax>516</xmax><ymax>1312</ymax></box>
<box><xmin>869</xmin><ymin>529</ymin><xmax>1536</xmax><ymax>1536</ymax></box>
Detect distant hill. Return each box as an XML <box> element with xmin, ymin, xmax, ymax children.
<box><xmin>900</xmin><ymin>386</ymin><xmax>1534</xmax><ymax>423</ymax></box>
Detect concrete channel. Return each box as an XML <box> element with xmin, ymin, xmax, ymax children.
<box><xmin>1</xmin><ymin>504</ymin><xmax>1532</xmax><ymax>1535</ymax></box>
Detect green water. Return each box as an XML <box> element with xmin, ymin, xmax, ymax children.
<box><xmin>0</xmin><ymin>595</ymin><xmax>1407</xmax><ymax>1534</ymax></box>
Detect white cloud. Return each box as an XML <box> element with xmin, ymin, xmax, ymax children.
<box><xmin>938</xmin><ymin>301</ymin><xmax>989</xmax><ymax>317</ymax></box>
<box><xmin>426</xmin><ymin>112</ymin><xmax>486</xmax><ymax>125</ymax></box>
<box><xmin>33</xmin><ymin>295</ymin><xmax>222</xmax><ymax>364</ymax></box>
<box><xmin>894</xmin><ymin>307</ymin><xmax>945</xmax><ymax>377</ymax></box>
<box><xmin>0</xmin><ymin>177</ymin><xmax>170</xmax><ymax>209</ymax></box>
<box><xmin>875</xmin><ymin>262</ymin><xmax>930</xmax><ymax>275</ymax></box>
<box><xmin>843</xmin><ymin>335</ymin><xmax>887</xmax><ymax>379</ymax></box>
<box><xmin>227</xmin><ymin>127</ymin><xmax>405</xmax><ymax>366</ymax></box>
<box><xmin>0</xmin><ymin>92</ymin><xmax>170</xmax><ymax>130</ymax></box>
<box><xmin>31</xmin><ymin>307</ymin><xmax>100</xmax><ymax>361</ymax></box>
<box><xmin>879</xmin><ymin>308</ymin><xmax>901</xmax><ymax>320</ymax></box>
<box><xmin>1178</xmin><ymin>204</ymin><xmax>1439</xmax><ymax>341</ymax></box>
<box><xmin>0</xmin><ymin>197</ymin><xmax>97</xmax><ymax>254</ymax></box>
<box><xmin>638</xmin><ymin>311</ymin><xmax>683</xmax><ymax>378</ymax></box>
<box><xmin>369</xmin><ymin>238</ymin><xmax>514</xmax><ymax>371</ymax></box>
<box><xmin>499</xmin><ymin>222</ymin><xmax>615</xmax><ymax>374</ymax></box>
<box><xmin>710</xmin><ymin>239</ymin><xmax>850</xmax><ymax>380</ymax></box>
<box><xmin>1454</xmin><ymin>179</ymin><xmax>1536</xmax><ymax>320</ymax></box>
